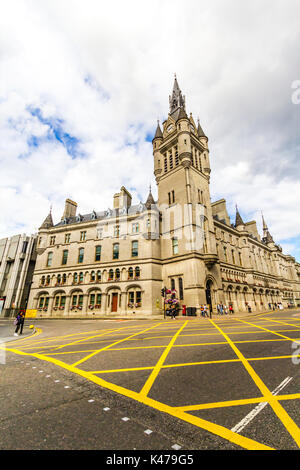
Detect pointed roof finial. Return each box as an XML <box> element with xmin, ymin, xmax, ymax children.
<box><xmin>235</xmin><ymin>204</ymin><xmax>244</xmax><ymax>227</ymax></box>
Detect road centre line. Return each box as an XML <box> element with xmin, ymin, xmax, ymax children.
<box><xmin>231</xmin><ymin>377</ymin><xmax>293</xmax><ymax>434</ymax></box>
<box><xmin>209</xmin><ymin>319</ymin><xmax>300</xmax><ymax>448</ymax></box>
<box><xmin>1</xmin><ymin>340</ymin><xmax>274</xmax><ymax>449</ymax></box>
<box><xmin>71</xmin><ymin>322</ymin><xmax>165</xmax><ymax>367</ymax></box>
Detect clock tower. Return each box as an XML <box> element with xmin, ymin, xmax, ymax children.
<box><xmin>152</xmin><ymin>76</ymin><xmax>220</xmax><ymax>310</ymax></box>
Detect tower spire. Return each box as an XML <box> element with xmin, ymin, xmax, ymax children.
<box><xmin>261</xmin><ymin>212</ymin><xmax>274</xmax><ymax>244</ymax></box>
<box><xmin>169</xmin><ymin>75</ymin><xmax>186</xmax><ymax>117</ymax></box>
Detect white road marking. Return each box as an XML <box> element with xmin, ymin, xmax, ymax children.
<box><xmin>172</xmin><ymin>444</ymin><xmax>182</xmax><ymax>450</ymax></box>
<box><xmin>122</xmin><ymin>417</ymin><xmax>130</xmax><ymax>421</ymax></box>
<box><xmin>144</xmin><ymin>429</ymin><xmax>152</xmax><ymax>435</ymax></box>
<box><xmin>103</xmin><ymin>407</ymin><xmax>110</xmax><ymax>411</ymax></box>
<box><xmin>231</xmin><ymin>376</ymin><xmax>293</xmax><ymax>434</ymax></box>
<box><xmin>88</xmin><ymin>399</ymin><xmax>95</xmax><ymax>403</ymax></box>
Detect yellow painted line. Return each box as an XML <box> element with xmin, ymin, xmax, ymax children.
<box><xmin>15</xmin><ymin>323</ymin><xmax>147</xmax><ymax>347</ymax></box>
<box><xmin>176</xmin><ymin>393</ymin><xmax>300</xmax><ymax>412</ymax></box>
<box><xmin>175</xmin><ymin>397</ymin><xmax>266</xmax><ymax>411</ymax></box>
<box><xmin>1</xmin><ymin>327</ymin><xmax>42</xmax><ymax>347</ymax></box>
<box><xmin>236</xmin><ymin>319</ymin><xmax>300</xmax><ymax>345</ymax></box>
<box><xmin>260</xmin><ymin>318</ymin><xmax>300</xmax><ymax>330</ymax></box>
<box><xmin>2</xmin><ymin>346</ymin><xmax>272</xmax><ymax>450</ymax></box>
<box><xmin>71</xmin><ymin>322</ymin><xmax>165</xmax><ymax>367</ymax></box>
<box><xmin>210</xmin><ymin>319</ymin><xmax>300</xmax><ymax>448</ymax></box>
<box><xmin>49</xmin><ymin>325</ymin><xmax>136</xmax><ymax>352</ymax></box>
<box><xmin>140</xmin><ymin>321</ymin><xmax>188</xmax><ymax>398</ymax></box>
<box><xmin>17</xmin><ymin>324</ymin><xmax>151</xmax><ymax>351</ymax></box>
<box><xmin>88</xmin><ymin>354</ymin><xmax>300</xmax><ymax>375</ymax></box>
<box><xmin>91</xmin><ymin>366</ymin><xmax>155</xmax><ymax>374</ymax></box>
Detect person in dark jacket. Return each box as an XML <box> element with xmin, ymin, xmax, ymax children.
<box><xmin>14</xmin><ymin>310</ymin><xmax>25</xmax><ymax>336</ymax></box>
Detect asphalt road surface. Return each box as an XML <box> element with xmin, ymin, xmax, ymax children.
<box><xmin>1</xmin><ymin>310</ymin><xmax>300</xmax><ymax>451</ymax></box>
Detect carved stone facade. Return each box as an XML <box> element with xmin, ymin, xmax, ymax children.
<box><xmin>27</xmin><ymin>78</ymin><xmax>300</xmax><ymax>317</ymax></box>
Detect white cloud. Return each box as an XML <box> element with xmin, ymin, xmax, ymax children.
<box><xmin>0</xmin><ymin>0</ymin><xmax>300</xmax><ymax>259</ymax></box>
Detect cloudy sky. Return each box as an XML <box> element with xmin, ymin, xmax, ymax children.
<box><xmin>1</xmin><ymin>0</ymin><xmax>300</xmax><ymax>259</ymax></box>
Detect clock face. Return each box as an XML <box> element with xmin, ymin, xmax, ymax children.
<box><xmin>167</xmin><ymin>124</ymin><xmax>173</xmax><ymax>133</ymax></box>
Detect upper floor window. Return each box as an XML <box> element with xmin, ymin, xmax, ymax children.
<box><xmin>132</xmin><ymin>241</ymin><xmax>138</xmax><ymax>257</ymax></box>
<box><xmin>113</xmin><ymin>243</ymin><xmax>119</xmax><ymax>260</ymax></box>
<box><xmin>47</xmin><ymin>252</ymin><xmax>53</xmax><ymax>267</ymax></box>
<box><xmin>132</xmin><ymin>223</ymin><xmax>139</xmax><ymax>233</ymax></box>
<box><xmin>22</xmin><ymin>241</ymin><xmax>28</xmax><ymax>253</ymax></box>
<box><xmin>65</xmin><ymin>233</ymin><xmax>71</xmax><ymax>244</ymax></box>
<box><xmin>50</xmin><ymin>236</ymin><xmax>56</xmax><ymax>246</ymax></box>
<box><xmin>80</xmin><ymin>231</ymin><xmax>87</xmax><ymax>242</ymax></box>
<box><xmin>62</xmin><ymin>250</ymin><xmax>68</xmax><ymax>265</ymax></box>
<box><xmin>78</xmin><ymin>247</ymin><xmax>84</xmax><ymax>263</ymax></box>
<box><xmin>175</xmin><ymin>147</ymin><xmax>179</xmax><ymax>166</ymax></box>
<box><xmin>179</xmin><ymin>277</ymin><xmax>184</xmax><ymax>300</ymax></box>
<box><xmin>114</xmin><ymin>225</ymin><xmax>120</xmax><ymax>237</ymax></box>
<box><xmin>172</xmin><ymin>238</ymin><xmax>178</xmax><ymax>255</ymax></box>
<box><xmin>168</xmin><ymin>191</ymin><xmax>175</xmax><ymax>205</ymax></box>
<box><xmin>95</xmin><ymin>245</ymin><xmax>101</xmax><ymax>261</ymax></box>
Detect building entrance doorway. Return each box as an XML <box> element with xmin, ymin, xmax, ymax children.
<box><xmin>205</xmin><ymin>280</ymin><xmax>213</xmax><ymax>314</ymax></box>
<box><xmin>111</xmin><ymin>293</ymin><xmax>118</xmax><ymax>312</ymax></box>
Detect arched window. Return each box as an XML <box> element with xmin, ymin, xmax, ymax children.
<box><xmin>97</xmin><ymin>270</ymin><xmax>101</xmax><ymax>281</ymax></box>
<box><xmin>115</xmin><ymin>268</ymin><xmax>120</xmax><ymax>280</ymax></box>
<box><xmin>128</xmin><ymin>267</ymin><xmax>133</xmax><ymax>279</ymax></box>
<box><xmin>73</xmin><ymin>272</ymin><xmax>78</xmax><ymax>283</ymax></box>
<box><xmin>90</xmin><ymin>271</ymin><xmax>95</xmax><ymax>282</ymax></box>
<box><xmin>135</xmin><ymin>266</ymin><xmax>140</xmax><ymax>279</ymax></box>
<box><xmin>79</xmin><ymin>272</ymin><xmax>84</xmax><ymax>283</ymax></box>
<box><xmin>108</xmin><ymin>269</ymin><xmax>114</xmax><ymax>281</ymax></box>
<box><xmin>62</xmin><ymin>273</ymin><xmax>67</xmax><ymax>284</ymax></box>
<box><xmin>41</xmin><ymin>276</ymin><xmax>45</xmax><ymax>285</ymax></box>
<box><xmin>171</xmin><ymin>278</ymin><xmax>175</xmax><ymax>290</ymax></box>
<box><xmin>46</xmin><ymin>275</ymin><xmax>50</xmax><ymax>285</ymax></box>
<box><xmin>57</xmin><ymin>274</ymin><xmax>61</xmax><ymax>285</ymax></box>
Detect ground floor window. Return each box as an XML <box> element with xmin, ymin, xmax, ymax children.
<box><xmin>128</xmin><ymin>290</ymin><xmax>142</xmax><ymax>308</ymax></box>
<box><xmin>89</xmin><ymin>292</ymin><xmax>102</xmax><ymax>308</ymax></box>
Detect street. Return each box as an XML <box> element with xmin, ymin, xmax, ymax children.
<box><xmin>0</xmin><ymin>310</ymin><xmax>300</xmax><ymax>450</ymax></box>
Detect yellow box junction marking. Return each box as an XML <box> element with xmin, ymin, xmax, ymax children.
<box><xmin>2</xmin><ymin>317</ymin><xmax>300</xmax><ymax>450</ymax></box>
<box><xmin>209</xmin><ymin>319</ymin><xmax>300</xmax><ymax>448</ymax></box>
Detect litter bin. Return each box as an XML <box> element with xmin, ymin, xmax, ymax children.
<box><xmin>182</xmin><ymin>305</ymin><xmax>186</xmax><ymax>316</ymax></box>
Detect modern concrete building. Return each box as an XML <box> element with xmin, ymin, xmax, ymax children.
<box><xmin>27</xmin><ymin>77</ymin><xmax>300</xmax><ymax>317</ymax></box>
<box><xmin>0</xmin><ymin>233</ymin><xmax>37</xmax><ymax>317</ymax></box>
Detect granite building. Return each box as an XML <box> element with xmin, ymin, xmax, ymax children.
<box><xmin>27</xmin><ymin>77</ymin><xmax>300</xmax><ymax>317</ymax></box>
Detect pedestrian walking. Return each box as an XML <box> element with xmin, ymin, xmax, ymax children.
<box><xmin>224</xmin><ymin>305</ymin><xmax>228</xmax><ymax>315</ymax></box>
<box><xmin>217</xmin><ymin>304</ymin><xmax>221</xmax><ymax>315</ymax></box>
<box><xmin>229</xmin><ymin>305</ymin><xmax>234</xmax><ymax>315</ymax></box>
<box><xmin>203</xmin><ymin>304</ymin><xmax>209</xmax><ymax>318</ymax></box>
<box><xmin>14</xmin><ymin>310</ymin><xmax>25</xmax><ymax>336</ymax></box>
<box><xmin>200</xmin><ymin>305</ymin><xmax>205</xmax><ymax>317</ymax></box>
<box><xmin>220</xmin><ymin>304</ymin><xmax>224</xmax><ymax>315</ymax></box>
